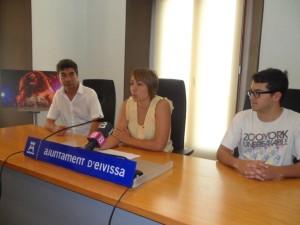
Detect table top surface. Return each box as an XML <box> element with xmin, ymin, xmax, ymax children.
<box><xmin>1</xmin><ymin>125</ymin><xmax>300</xmax><ymax>225</ymax></box>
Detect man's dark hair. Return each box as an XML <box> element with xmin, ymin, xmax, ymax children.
<box><xmin>56</xmin><ymin>59</ymin><xmax>78</xmax><ymax>74</ymax></box>
<box><xmin>252</xmin><ymin>68</ymin><xmax>289</xmax><ymax>103</ymax></box>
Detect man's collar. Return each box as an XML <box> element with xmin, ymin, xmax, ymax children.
<box><xmin>77</xmin><ymin>82</ymin><xmax>84</xmax><ymax>94</ymax></box>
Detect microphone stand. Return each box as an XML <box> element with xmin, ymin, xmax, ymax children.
<box><xmin>43</xmin><ymin>118</ymin><xmax>101</xmax><ymax>140</ymax></box>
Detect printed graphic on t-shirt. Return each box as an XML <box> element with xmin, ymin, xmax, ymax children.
<box><xmin>242</xmin><ymin>130</ymin><xmax>288</xmax><ymax>165</ymax></box>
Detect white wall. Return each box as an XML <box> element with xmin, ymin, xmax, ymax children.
<box><xmin>86</xmin><ymin>0</ymin><xmax>126</xmax><ymax>121</ymax></box>
<box><xmin>259</xmin><ymin>0</ymin><xmax>300</xmax><ymax>88</ymax></box>
<box><xmin>31</xmin><ymin>0</ymin><xmax>126</xmax><ymax>125</ymax></box>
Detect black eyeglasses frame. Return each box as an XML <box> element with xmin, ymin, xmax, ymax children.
<box><xmin>247</xmin><ymin>89</ymin><xmax>277</xmax><ymax>98</ymax></box>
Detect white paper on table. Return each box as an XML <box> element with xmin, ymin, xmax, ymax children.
<box><xmin>94</xmin><ymin>149</ymin><xmax>140</xmax><ymax>160</ymax></box>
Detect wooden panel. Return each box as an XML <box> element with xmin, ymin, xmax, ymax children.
<box><xmin>124</xmin><ymin>0</ymin><xmax>153</xmax><ymax>99</ymax></box>
<box><xmin>0</xmin><ymin>0</ymin><xmax>33</xmax><ymax>127</ymax></box>
<box><xmin>236</xmin><ymin>0</ymin><xmax>264</xmax><ymax>112</ymax></box>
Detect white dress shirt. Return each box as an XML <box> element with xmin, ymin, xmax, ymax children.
<box><xmin>47</xmin><ymin>82</ymin><xmax>103</xmax><ymax>135</ymax></box>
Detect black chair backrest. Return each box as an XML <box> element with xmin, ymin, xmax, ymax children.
<box><xmin>244</xmin><ymin>88</ymin><xmax>300</xmax><ymax>112</ymax></box>
<box><xmin>157</xmin><ymin>79</ymin><xmax>186</xmax><ymax>151</ymax></box>
<box><xmin>82</xmin><ymin>79</ymin><xmax>116</xmax><ymax>126</ymax></box>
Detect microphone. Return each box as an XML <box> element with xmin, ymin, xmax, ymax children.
<box><xmin>84</xmin><ymin>122</ymin><xmax>114</xmax><ymax>150</ymax></box>
<box><xmin>43</xmin><ymin>117</ymin><xmax>102</xmax><ymax>140</ymax></box>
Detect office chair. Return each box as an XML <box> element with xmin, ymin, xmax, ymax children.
<box><xmin>82</xmin><ymin>79</ymin><xmax>116</xmax><ymax>126</ymax></box>
<box><xmin>234</xmin><ymin>88</ymin><xmax>300</xmax><ymax>162</ymax></box>
<box><xmin>157</xmin><ymin>78</ymin><xmax>194</xmax><ymax>156</ymax></box>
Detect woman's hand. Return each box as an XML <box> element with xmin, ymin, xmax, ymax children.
<box><xmin>113</xmin><ymin>127</ymin><xmax>131</xmax><ymax>143</ymax></box>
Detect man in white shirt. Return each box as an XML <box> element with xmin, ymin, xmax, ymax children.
<box><xmin>45</xmin><ymin>59</ymin><xmax>103</xmax><ymax>136</ymax></box>
<box><xmin>217</xmin><ymin>68</ymin><xmax>300</xmax><ymax>181</ymax></box>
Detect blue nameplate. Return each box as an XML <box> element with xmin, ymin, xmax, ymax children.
<box><xmin>23</xmin><ymin>136</ymin><xmax>137</xmax><ymax>187</ymax></box>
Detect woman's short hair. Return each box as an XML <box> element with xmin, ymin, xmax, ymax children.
<box><xmin>131</xmin><ymin>68</ymin><xmax>159</xmax><ymax>98</ymax></box>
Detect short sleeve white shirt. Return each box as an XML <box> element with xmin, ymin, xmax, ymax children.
<box><xmin>47</xmin><ymin>83</ymin><xmax>103</xmax><ymax>135</ymax></box>
<box><xmin>221</xmin><ymin>108</ymin><xmax>300</xmax><ymax>166</ymax></box>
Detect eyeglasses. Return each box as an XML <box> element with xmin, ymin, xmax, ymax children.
<box><xmin>247</xmin><ymin>89</ymin><xmax>277</xmax><ymax>98</ymax></box>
